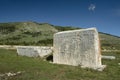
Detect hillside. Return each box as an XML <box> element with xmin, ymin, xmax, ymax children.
<box><xmin>0</xmin><ymin>21</ymin><xmax>120</xmax><ymax>50</ymax></box>
<box><xmin>99</xmin><ymin>32</ymin><xmax>120</xmax><ymax>50</ymax></box>
<box><xmin>0</xmin><ymin>22</ymin><xmax>57</xmax><ymax>46</ymax></box>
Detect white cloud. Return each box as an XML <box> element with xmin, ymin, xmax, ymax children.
<box><xmin>88</xmin><ymin>4</ymin><xmax>96</xmax><ymax>11</ymax></box>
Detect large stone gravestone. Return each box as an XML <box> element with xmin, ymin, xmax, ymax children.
<box><xmin>16</xmin><ymin>46</ymin><xmax>53</xmax><ymax>58</ymax></box>
<box><xmin>53</xmin><ymin>28</ymin><xmax>105</xmax><ymax>70</ymax></box>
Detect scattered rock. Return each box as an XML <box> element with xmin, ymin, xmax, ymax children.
<box><xmin>0</xmin><ymin>71</ymin><xmax>24</xmax><ymax>78</ymax></box>
<box><xmin>97</xmin><ymin>65</ymin><xmax>107</xmax><ymax>71</ymax></box>
<box><xmin>102</xmin><ymin>55</ymin><xmax>116</xmax><ymax>60</ymax></box>
<box><xmin>118</xmin><ymin>63</ymin><xmax>120</xmax><ymax>65</ymax></box>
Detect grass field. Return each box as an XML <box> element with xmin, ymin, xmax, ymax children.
<box><xmin>0</xmin><ymin>49</ymin><xmax>120</xmax><ymax>80</ymax></box>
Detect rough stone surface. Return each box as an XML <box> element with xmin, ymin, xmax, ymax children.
<box><xmin>53</xmin><ymin>28</ymin><xmax>105</xmax><ymax>70</ymax></box>
<box><xmin>37</xmin><ymin>47</ymin><xmax>53</xmax><ymax>57</ymax></box>
<box><xmin>16</xmin><ymin>46</ymin><xmax>52</xmax><ymax>57</ymax></box>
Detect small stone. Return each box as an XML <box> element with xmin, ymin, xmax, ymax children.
<box><xmin>102</xmin><ymin>55</ymin><xmax>116</xmax><ymax>60</ymax></box>
<box><xmin>118</xmin><ymin>63</ymin><xmax>120</xmax><ymax>65</ymax></box>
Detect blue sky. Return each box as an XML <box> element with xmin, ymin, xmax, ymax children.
<box><xmin>0</xmin><ymin>0</ymin><xmax>120</xmax><ymax>36</ymax></box>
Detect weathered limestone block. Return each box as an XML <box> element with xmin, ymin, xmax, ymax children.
<box><xmin>53</xmin><ymin>28</ymin><xmax>105</xmax><ymax>70</ymax></box>
<box><xmin>16</xmin><ymin>46</ymin><xmax>52</xmax><ymax>57</ymax></box>
<box><xmin>37</xmin><ymin>47</ymin><xmax>53</xmax><ymax>57</ymax></box>
<box><xmin>16</xmin><ymin>46</ymin><xmax>39</xmax><ymax>57</ymax></box>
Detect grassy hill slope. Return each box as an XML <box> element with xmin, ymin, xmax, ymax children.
<box><xmin>0</xmin><ymin>22</ymin><xmax>57</xmax><ymax>46</ymax></box>
<box><xmin>0</xmin><ymin>21</ymin><xmax>120</xmax><ymax>50</ymax></box>
<box><xmin>99</xmin><ymin>32</ymin><xmax>120</xmax><ymax>50</ymax></box>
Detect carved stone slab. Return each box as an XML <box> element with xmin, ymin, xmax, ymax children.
<box><xmin>53</xmin><ymin>28</ymin><xmax>105</xmax><ymax>70</ymax></box>
<box><xmin>16</xmin><ymin>46</ymin><xmax>52</xmax><ymax>57</ymax></box>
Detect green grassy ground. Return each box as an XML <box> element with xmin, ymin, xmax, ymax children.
<box><xmin>0</xmin><ymin>49</ymin><xmax>120</xmax><ymax>80</ymax></box>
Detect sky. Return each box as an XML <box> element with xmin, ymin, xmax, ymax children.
<box><xmin>0</xmin><ymin>0</ymin><xmax>120</xmax><ymax>36</ymax></box>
